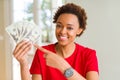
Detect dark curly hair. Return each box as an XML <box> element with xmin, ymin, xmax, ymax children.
<box><xmin>53</xmin><ymin>3</ymin><xmax>87</xmax><ymax>36</ymax></box>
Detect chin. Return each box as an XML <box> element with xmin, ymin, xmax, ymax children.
<box><xmin>58</xmin><ymin>40</ymin><xmax>66</xmax><ymax>44</ymax></box>
<box><xmin>57</xmin><ymin>41</ymin><xmax>68</xmax><ymax>46</ymax></box>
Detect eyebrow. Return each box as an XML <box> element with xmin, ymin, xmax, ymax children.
<box><xmin>56</xmin><ymin>22</ymin><xmax>74</xmax><ymax>26</ymax></box>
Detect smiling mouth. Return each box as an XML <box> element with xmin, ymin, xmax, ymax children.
<box><xmin>59</xmin><ymin>36</ymin><xmax>68</xmax><ymax>41</ymax></box>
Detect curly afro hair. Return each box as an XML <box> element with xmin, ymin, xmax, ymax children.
<box><xmin>53</xmin><ymin>3</ymin><xmax>87</xmax><ymax>36</ymax></box>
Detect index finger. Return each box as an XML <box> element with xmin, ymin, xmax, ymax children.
<box><xmin>34</xmin><ymin>44</ymin><xmax>53</xmax><ymax>54</ymax></box>
<box><xmin>14</xmin><ymin>40</ymin><xmax>30</xmax><ymax>54</ymax></box>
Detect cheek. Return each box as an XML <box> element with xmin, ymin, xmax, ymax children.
<box><xmin>69</xmin><ymin>31</ymin><xmax>78</xmax><ymax>37</ymax></box>
<box><xmin>55</xmin><ymin>29</ymin><xmax>58</xmax><ymax>34</ymax></box>
<box><xmin>55</xmin><ymin>28</ymin><xmax>62</xmax><ymax>35</ymax></box>
<box><xmin>55</xmin><ymin>29</ymin><xmax>59</xmax><ymax>37</ymax></box>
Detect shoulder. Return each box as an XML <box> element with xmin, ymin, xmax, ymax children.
<box><xmin>75</xmin><ymin>43</ymin><xmax>96</xmax><ymax>56</ymax></box>
<box><xmin>75</xmin><ymin>43</ymin><xmax>99</xmax><ymax>73</ymax></box>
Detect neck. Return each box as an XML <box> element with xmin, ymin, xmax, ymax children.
<box><xmin>55</xmin><ymin>42</ymin><xmax>75</xmax><ymax>58</ymax></box>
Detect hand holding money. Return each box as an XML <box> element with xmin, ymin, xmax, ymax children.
<box><xmin>6</xmin><ymin>20</ymin><xmax>41</xmax><ymax>64</ymax></box>
<box><xmin>13</xmin><ymin>40</ymin><xmax>32</xmax><ymax>64</ymax></box>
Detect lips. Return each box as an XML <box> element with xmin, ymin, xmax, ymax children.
<box><xmin>59</xmin><ymin>36</ymin><xmax>68</xmax><ymax>41</ymax></box>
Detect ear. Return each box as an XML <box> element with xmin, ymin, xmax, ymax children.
<box><xmin>77</xmin><ymin>28</ymin><xmax>83</xmax><ymax>35</ymax></box>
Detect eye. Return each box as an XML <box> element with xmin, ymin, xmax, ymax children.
<box><xmin>56</xmin><ymin>24</ymin><xmax>62</xmax><ymax>28</ymax></box>
<box><xmin>67</xmin><ymin>26</ymin><xmax>73</xmax><ymax>30</ymax></box>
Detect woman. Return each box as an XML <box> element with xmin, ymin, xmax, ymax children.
<box><xmin>13</xmin><ymin>3</ymin><xmax>99</xmax><ymax>80</ymax></box>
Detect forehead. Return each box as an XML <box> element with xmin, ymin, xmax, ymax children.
<box><xmin>57</xmin><ymin>13</ymin><xmax>79</xmax><ymax>24</ymax></box>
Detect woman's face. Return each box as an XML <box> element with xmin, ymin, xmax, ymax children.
<box><xmin>55</xmin><ymin>13</ymin><xmax>83</xmax><ymax>46</ymax></box>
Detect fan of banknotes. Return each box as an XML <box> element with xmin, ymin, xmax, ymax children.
<box><xmin>5</xmin><ymin>20</ymin><xmax>41</xmax><ymax>44</ymax></box>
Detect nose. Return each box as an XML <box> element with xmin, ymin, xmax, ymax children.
<box><xmin>60</xmin><ymin>27</ymin><xmax>66</xmax><ymax>34</ymax></box>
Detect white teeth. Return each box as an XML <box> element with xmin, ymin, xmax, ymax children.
<box><xmin>60</xmin><ymin>36</ymin><xmax>67</xmax><ymax>40</ymax></box>
<box><xmin>60</xmin><ymin>36</ymin><xmax>67</xmax><ymax>38</ymax></box>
